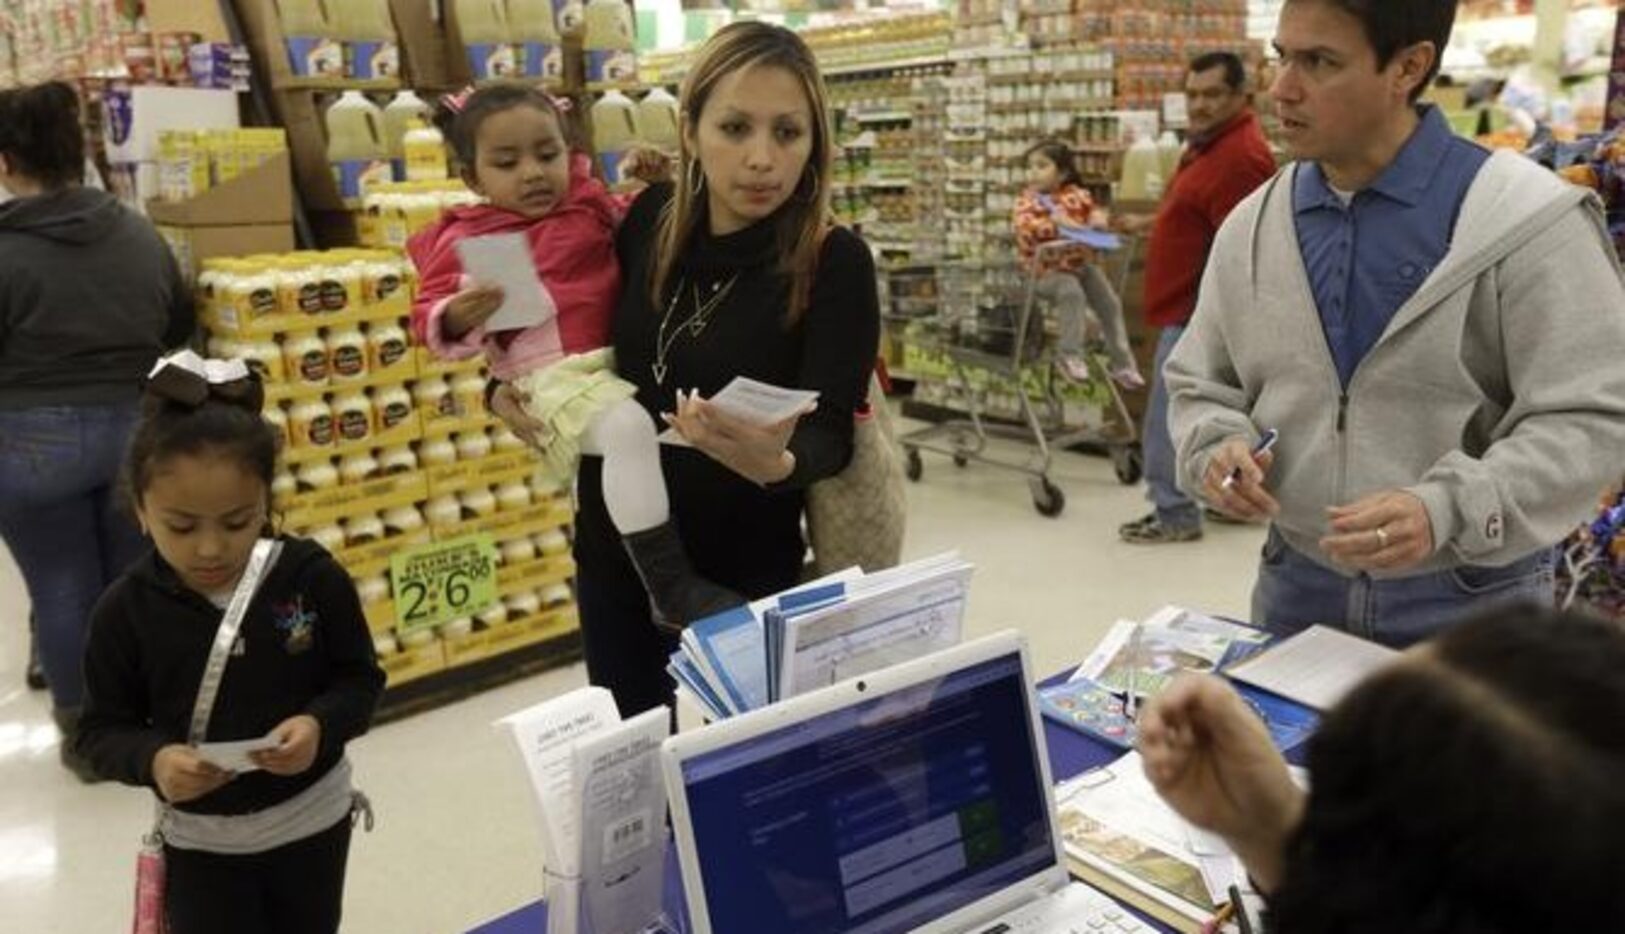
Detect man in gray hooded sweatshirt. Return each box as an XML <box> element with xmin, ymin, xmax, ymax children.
<box><xmin>1165</xmin><ymin>0</ymin><xmax>1625</xmax><ymax>647</ymax></box>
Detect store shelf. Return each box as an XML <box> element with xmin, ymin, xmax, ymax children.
<box><xmin>275</xmin><ymin>76</ymin><xmax>402</xmax><ymax>92</ymax></box>
<box><xmin>266</xmin><ymin>362</ymin><xmax>421</xmax><ymax>405</ymax></box>
<box><xmin>822</xmin><ymin>55</ymin><xmax>953</xmax><ymax>78</ymax></box>
<box><xmin>280</xmin><ymin>421</ymin><xmax>425</xmax><ymax>466</ymax></box>
<box><xmin>282</xmin><ymin>472</ymin><xmax>430</xmax><ymax>528</ymax></box>
<box><xmin>364</xmin><ymin>599</ymin><xmax>397</xmax><ymax>635</ymax></box>
<box><xmin>420</xmin><ymin>409</ymin><xmax>495</xmax><ymax>439</ymax></box>
<box><xmin>207</xmin><ymin>294</ymin><xmax>412</xmax><ymax>339</ymax></box>
<box><xmin>987</xmin><ymin>70</ymin><xmax>1113</xmax><ymax>84</ymax></box>
<box><xmin>497</xmin><ymin>554</ymin><xmax>576</xmax><ymax>596</ymax></box>
<box><xmin>429</xmin><ymin>499</ymin><xmax>572</xmax><ymax>542</ymax></box>
<box><xmin>438</xmin><ymin>601</ymin><xmax>576</xmax><ymax>668</ymax></box>
<box><xmin>424</xmin><ymin>451</ymin><xmax>540</xmax><ymax>497</ymax></box>
<box><xmin>379</xmin><ymin>641</ymin><xmax>447</xmax><ymax>688</ymax></box>
<box><xmin>375</xmin><ymin>625</ymin><xmax>582</xmax><ymax>722</ymax></box>
<box><xmin>336</xmin><ymin>528</ymin><xmax>436</xmax><ymax>580</ymax></box>
<box><xmin>851</xmin><ymin>111</ymin><xmax>914</xmax><ymax>124</ymax></box>
<box><xmin>414</xmin><ymin>348</ymin><xmax>489</xmax><ymax>379</ymax></box>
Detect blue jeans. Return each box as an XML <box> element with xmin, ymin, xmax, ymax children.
<box><xmin>1251</xmin><ymin>527</ymin><xmax>1557</xmax><ymax>648</ymax></box>
<box><xmin>1144</xmin><ymin>326</ymin><xmax>1200</xmax><ymax>530</ymax></box>
<box><xmin>0</xmin><ymin>404</ymin><xmax>147</xmax><ymax>708</ymax></box>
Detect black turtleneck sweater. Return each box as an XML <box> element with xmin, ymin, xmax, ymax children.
<box><xmin>574</xmin><ymin>183</ymin><xmax>881</xmax><ymax>594</ymax></box>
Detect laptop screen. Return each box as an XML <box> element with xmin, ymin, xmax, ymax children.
<box><xmin>679</xmin><ymin>652</ymin><xmax>1054</xmax><ymax>934</ymax></box>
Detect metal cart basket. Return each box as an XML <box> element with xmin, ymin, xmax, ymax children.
<box><xmin>889</xmin><ymin>238</ymin><xmax>1142</xmax><ymax>517</ymax></box>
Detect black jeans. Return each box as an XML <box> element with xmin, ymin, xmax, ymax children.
<box><xmin>164</xmin><ymin>816</ymin><xmax>352</xmax><ymax>934</ymax></box>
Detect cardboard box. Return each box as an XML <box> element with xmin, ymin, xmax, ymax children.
<box><xmin>157</xmin><ymin>223</ymin><xmax>296</xmax><ymax>282</ymax></box>
<box><xmin>103</xmin><ymin>85</ymin><xmax>240</xmax><ymax>164</ymax></box>
<box><xmin>146</xmin><ymin>151</ymin><xmax>295</xmax><ymax>227</ymax></box>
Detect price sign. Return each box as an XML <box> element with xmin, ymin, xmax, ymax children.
<box><xmin>390</xmin><ymin>535</ymin><xmax>498</xmax><ymax>634</ymax></box>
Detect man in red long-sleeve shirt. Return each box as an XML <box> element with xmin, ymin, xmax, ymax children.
<box><xmin>1119</xmin><ymin>52</ymin><xmax>1277</xmax><ymax>544</ymax></box>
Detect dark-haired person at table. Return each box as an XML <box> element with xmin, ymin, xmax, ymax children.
<box><xmin>1139</xmin><ymin>604</ymin><xmax>1625</xmax><ymax>932</ymax></box>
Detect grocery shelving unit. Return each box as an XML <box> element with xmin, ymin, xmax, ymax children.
<box><xmin>198</xmin><ymin>253</ymin><xmax>583</xmax><ymax>710</ymax></box>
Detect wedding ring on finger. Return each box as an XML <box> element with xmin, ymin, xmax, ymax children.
<box><xmin>1376</xmin><ymin>526</ymin><xmax>1390</xmax><ymax>548</ymax></box>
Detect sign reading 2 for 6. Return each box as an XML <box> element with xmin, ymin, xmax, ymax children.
<box><xmin>390</xmin><ymin>535</ymin><xmax>498</xmax><ymax>633</ymax></box>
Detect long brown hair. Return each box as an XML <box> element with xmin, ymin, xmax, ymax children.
<box><xmin>650</xmin><ymin>22</ymin><xmax>834</xmax><ymax>324</ymax></box>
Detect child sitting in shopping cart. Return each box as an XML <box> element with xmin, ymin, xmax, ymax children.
<box><xmin>1012</xmin><ymin>139</ymin><xmax>1143</xmax><ymax>389</ymax></box>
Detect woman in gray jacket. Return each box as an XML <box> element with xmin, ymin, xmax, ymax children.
<box><xmin>0</xmin><ymin>81</ymin><xmax>194</xmax><ymax>780</ymax></box>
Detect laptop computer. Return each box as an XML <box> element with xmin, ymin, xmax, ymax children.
<box><xmin>662</xmin><ymin>630</ymin><xmax>1158</xmax><ymax>934</ymax></box>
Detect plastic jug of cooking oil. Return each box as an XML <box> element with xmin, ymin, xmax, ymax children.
<box><xmin>455</xmin><ymin>0</ymin><xmax>516</xmax><ymax>80</ymax></box>
<box><xmin>582</xmin><ymin>0</ymin><xmax>635</xmax><ymax>85</ymax></box>
<box><xmin>326</xmin><ymin>91</ymin><xmax>390</xmax><ymax>200</ymax></box>
<box><xmin>508</xmin><ymin>0</ymin><xmax>562</xmax><ymax>81</ymax></box>
<box><xmin>589</xmin><ymin>89</ymin><xmax>639</xmax><ymax>184</ymax></box>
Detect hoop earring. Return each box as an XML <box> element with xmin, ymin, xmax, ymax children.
<box><xmin>686</xmin><ymin>159</ymin><xmax>706</xmax><ymax>196</ymax></box>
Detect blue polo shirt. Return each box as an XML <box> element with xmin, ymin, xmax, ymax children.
<box><xmin>1293</xmin><ymin>106</ymin><xmax>1490</xmax><ymax>387</ymax></box>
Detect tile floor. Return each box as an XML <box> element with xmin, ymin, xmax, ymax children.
<box><xmin>0</xmin><ymin>430</ymin><xmax>1264</xmax><ymax>933</ymax></box>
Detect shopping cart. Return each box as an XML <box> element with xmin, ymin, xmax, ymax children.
<box><xmin>892</xmin><ymin>238</ymin><xmax>1141</xmax><ymax>517</ymax></box>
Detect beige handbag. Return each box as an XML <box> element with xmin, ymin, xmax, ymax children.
<box><xmin>807</xmin><ymin>372</ymin><xmax>907</xmax><ymax>575</ymax></box>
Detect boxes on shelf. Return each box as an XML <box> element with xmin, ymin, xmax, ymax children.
<box><xmin>104</xmin><ymin>85</ymin><xmax>241</xmax><ymax>165</ymax></box>
<box><xmin>154</xmin><ymin>130</ymin><xmax>289</xmax><ymax>204</ymax></box>
<box><xmin>145</xmin><ymin>146</ymin><xmax>297</xmax><ymax>282</ymax></box>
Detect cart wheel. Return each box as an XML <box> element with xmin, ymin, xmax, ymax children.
<box><xmin>952</xmin><ymin>454</ymin><xmax>969</xmax><ymax>469</ymax></box>
<box><xmin>1111</xmin><ymin>445</ymin><xmax>1143</xmax><ymax>486</ymax></box>
<box><xmin>1031</xmin><ymin>478</ymin><xmax>1066</xmax><ymax>517</ymax></box>
<box><xmin>905</xmin><ymin>447</ymin><xmax>923</xmax><ymax>482</ymax></box>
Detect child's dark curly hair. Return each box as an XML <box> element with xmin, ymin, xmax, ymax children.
<box><xmin>433</xmin><ymin>84</ymin><xmax>573</xmax><ymax>173</ymax></box>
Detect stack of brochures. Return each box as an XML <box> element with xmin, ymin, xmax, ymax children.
<box><xmin>1055</xmin><ymin>751</ymin><xmax>1308</xmax><ymax>933</ymax></box>
<box><xmin>497</xmin><ymin>688</ymin><xmax>674</xmax><ymax>934</ymax></box>
<box><xmin>668</xmin><ymin>552</ymin><xmax>975</xmax><ymax>719</ymax></box>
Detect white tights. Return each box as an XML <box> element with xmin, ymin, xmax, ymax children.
<box><xmin>577</xmin><ymin>398</ymin><xmax>669</xmax><ymax>534</ymax></box>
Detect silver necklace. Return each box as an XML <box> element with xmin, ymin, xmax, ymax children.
<box><xmin>653</xmin><ymin>274</ymin><xmax>740</xmax><ymax>386</ymax></box>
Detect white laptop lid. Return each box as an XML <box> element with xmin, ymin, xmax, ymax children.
<box><xmin>662</xmin><ymin>630</ymin><xmax>1070</xmax><ymax>934</ymax></box>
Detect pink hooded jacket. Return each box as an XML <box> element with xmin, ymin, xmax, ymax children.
<box><xmin>407</xmin><ymin>155</ymin><xmax>625</xmax><ymax>381</ymax></box>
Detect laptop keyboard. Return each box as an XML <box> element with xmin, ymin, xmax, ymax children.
<box><xmin>972</xmin><ymin>882</ymin><xmax>1160</xmax><ymax>934</ymax></box>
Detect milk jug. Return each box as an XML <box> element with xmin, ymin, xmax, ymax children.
<box><xmin>1156</xmin><ymin>130</ymin><xmax>1184</xmax><ymax>187</ymax></box>
<box><xmin>383</xmin><ymin>91</ymin><xmax>431</xmax><ymax>179</ymax></box>
<box><xmin>1117</xmin><ymin>133</ymin><xmax>1162</xmax><ymax>203</ymax></box>
<box><xmin>555</xmin><ymin>0</ymin><xmax>584</xmax><ymax>38</ymax></box>
<box><xmin>403</xmin><ymin>121</ymin><xmax>448</xmax><ymax>181</ymax></box>
<box><xmin>455</xmin><ymin>0</ymin><xmax>516</xmax><ymax>80</ymax></box>
<box><xmin>637</xmin><ymin>86</ymin><xmax>679</xmax><ymax>151</ymax></box>
<box><xmin>333</xmin><ymin>0</ymin><xmax>398</xmax><ymax>80</ymax></box>
<box><xmin>508</xmin><ymin>0</ymin><xmax>562</xmax><ymax>81</ymax></box>
<box><xmin>582</xmin><ymin>0</ymin><xmax>635</xmax><ymax>85</ymax></box>
<box><xmin>589</xmin><ymin>90</ymin><xmax>639</xmax><ymax>184</ymax></box>
<box><xmin>326</xmin><ymin>91</ymin><xmax>390</xmax><ymax>199</ymax></box>
<box><xmin>276</xmin><ymin>0</ymin><xmax>343</xmax><ymax>77</ymax></box>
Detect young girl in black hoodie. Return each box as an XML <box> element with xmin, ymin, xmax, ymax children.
<box><xmin>76</xmin><ymin>352</ymin><xmax>384</xmax><ymax>934</ymax></box>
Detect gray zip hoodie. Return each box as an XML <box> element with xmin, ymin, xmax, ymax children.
<box><xmin>0</xmin><ymin>187</ymin><xmax>194</xmax><ymax>408</ymax></box>
<box><xmin>1165</xmin><ymin>150</ymin><xmax>1625</xmax><ymax>576</ymax></box>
